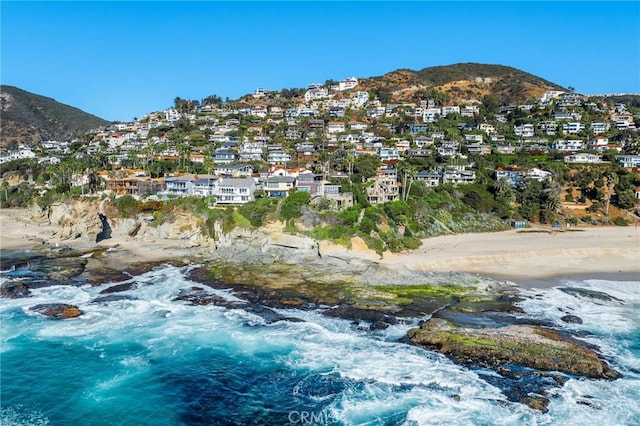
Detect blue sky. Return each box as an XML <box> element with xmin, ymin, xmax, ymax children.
<box><xmin>2</xmin><ymin>1</ymin><xmax>639</xmax><ymax>122</ymax></box>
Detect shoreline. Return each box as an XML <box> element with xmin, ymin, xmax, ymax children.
<box><xmin>370</xmin><ymin>227</ymin><xmax>640</xmax><ymax>286</ymax></box>
<box><xmin>1</xmin><ymin>208</ymin><xmax>639</xmax><ymax>287</ymax></box>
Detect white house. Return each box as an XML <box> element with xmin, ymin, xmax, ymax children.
<box><xmin>349</xmin><ymin>122</ymin><xmax>368</xmax><ymax>131</ymax></box>
<box><xmin>415</xmin><ymin>136</ymin><xmax>435</xmax><ymax>148</ymax></box>
<box><xmin>564</xmin><ymin>153</ymin><xmax>603</xmax><ymax>164</ymax></box>
<box><xmin>552</xmin><ymin>139</ymin><xmax>584</xmax><ymax>152</ymax></box>
<box><xmin>216</xmin><ymin>177</ymin><xmax>256</xmax><ymax>204</ymax></box>
<box><xmin>442</xmin><ymin>168</ymin><xmax>475</xmax><ymax>185</ymax></box>
<box><xmin>562</xmin><ymin>122</ymin><xmax>586</xmax><ymax>134</ymax></box>
<box><xmin>423</xmin><ymin>108</ymin><xmax>441</xmax><ymax>123</ymax></box>
<box><xmin>267</xmin><ymin>150</ymin><xmax>292</xmax><ymax>164</ymax></box>
<box><xmin>615</xmin><ymin>155</ymin><xmax>640</xmax><ymax>168</ymax></box>
<box><xmin>540</xmin><ymin>90</ymin><xmax>565</xmax><ymax>103</ymax></box>
<box><xmin>337</xmin><ymin>77</ymin><xmax>358</xmax><ymax>91</ymax></box>
<box><xmin>327</xmin><ymin>122</ymin><xmax>346</xmax><ymax>134</ymax></box>
<box><xmin>0</xmin><ymin>149</ymin><xmax>37</xmax><ymax>164</ymax></box>
<box><xmin>304</xmin><ymin>87</ymin><xmax>329</xmax><ymax>102</ymax></box>
<box><xmin>351</xmin><ymin>91</ymin><xmax>369</xmax><ymax>106</ymax></box>
<box><xmin>479</xmin><ymin>123</ymin><xmax>495</xmax><ymax>134</ymax></box>
<box><xmin>441</xmin><ymin>106</ymin><xmax>460</xmax><ymax>116</ymax></box>
<box><xmin>460</xmin><ymin>106</ymin><xmax>479</xmax><ymax>117</ymax></box>
<box><xmin>213</xmin><ymin>164</ymin><xmax>254</xmax><ymax>178</ymax></box>
<box><xmin>514</xmin><ymin>124</ymin><xmax>535</xmax><ymax>138</ymax></box>
<box><xmin>378</xmin><ymin>147</ymin><xmax>400</xmax><ymax>162</ymax></box>
<box><xmin>415</xmin><ymin>171</ymin><xmax>440</xmax><ymax>187</ymax></box>
<box><xmin>538</xmin><ymin>121</ymin><xmax>558</xmax><ymax>135</ymax></box>
<box><xmin>590</xmin><ymin>122</ymin><xmax>610</xmax><ymax>134</ymax></box>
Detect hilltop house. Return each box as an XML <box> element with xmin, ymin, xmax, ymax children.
<box><xmin>495</xmin><ymin>167</ymin><xmax>552</xmax><ymax>187</ymax></box>
<box><xmin>415</xmin><ymin>171</ymin><xmax>440</xmax><ymax>187</ymax></box>
<box><xmin>564</xmin><ymin>153</ymin><xmax>603</xmax><ymax>164</ymax></box>
<box><xmin>552</xmin><ymin>140</ymin><xmax>585</xmax><ymax>152</ymax></box>
<box><xmin>615</xmin><ymin>155</ymin><xmax>640</xmax><ymax>168</ymax></box>
<box><xmin>213</xmin><ymin>164</ymin><xmax>254</xmax><ymax>178</ymax></box>
<box><xmin>442</xmin><ymin>168</ymin><xmax>476</xmax><ymax>185</ymax></box>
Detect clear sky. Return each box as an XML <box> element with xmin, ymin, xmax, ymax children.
<box><xmin>2</xmin><ymin>1</ymin><xmax>639</xmax><ymax>122</ymax></box>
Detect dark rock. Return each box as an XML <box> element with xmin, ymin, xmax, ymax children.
<box><xmin>29</xmin><ymin>303</ymin><xmax>83</xmax><ymax>319</ymax></box>
<box><xmin>92</xmin><ymin>295</ymin><xmax>136</xmax><ymax>303</ymax></box>
<box><xmin>558</xmin><ymin>287</ymin><xmax>623</xmax><ymax>303</ymax></box>
<box><xmin>370</xmin><ymin>321</ymin><xmax>390</xmax><ymax>331</ymax></box>
<box><xmin>451</xmin><ymin>394</ymin><xmax>461</xmax><ymax>402</ymax></box>
<box><xmin>100</xmin><ymin>282</ymin><xmax>135</xmax><ymax>294</ymax></box>
<box><xmin>1</xmin><ymin>281</ymin><xmax>31</xmax><ymax>298</ymax></box>
<box><xmin>128</xmin><ymin>222</ymin><xmax>142</xmax><ymax>237</ymax></box>
<box><xmin>520</xmin><ymin>396</ymin><xmax>550</xmax><ymax>413</ymax></box>
<box><xmin>323</xmin><ymin>304</ymin><xmax>397</xmax><ymax>325</ymax></box>
<box><xmin>561</xmin><ymin>314</ymin><xmax>583</xmax><ymax>324</ymax></box>
<box><xmin>23</xmin><ymin>256</ymin><xmax>88</xmax><ymax>282</ymax></box>
<box><xmin>174</xmin><ymin>292</ymin><xmax>231</xmax><ymax>306</ymax></box>
<box><xmin>244</xmin><ymin>305</ymin><xmax>287</xmax><ymax>324</ymax></box>
<box><xmin>96</xmin><ymin>213</ymin><xmax>112</xmax><ymax>243</ymax></box>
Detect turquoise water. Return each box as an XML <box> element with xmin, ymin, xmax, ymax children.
<box><xmin>1</xmin><ymin>265</ymin><xmax>639</xmax><ymax>425</ymax></box>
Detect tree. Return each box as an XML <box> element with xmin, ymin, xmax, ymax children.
<box><xmin>353</xmin><ymin>154</ymin><xmax>380</xmax><ymax>183</ymax></box>
<box><xmin>396</xmin><ymin>162</ymin><xmax>417</xmax><ymax>201</ymax></box>
<box><xmin>493</xmin><ymin>178</ymin><xmax>516</xmax><ymax>205</ymax></box>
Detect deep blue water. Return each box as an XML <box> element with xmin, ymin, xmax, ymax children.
<box><xmin>1</xmin><ymin>265</ymin><xmax>639</xmax><ymax>425</ymax></box>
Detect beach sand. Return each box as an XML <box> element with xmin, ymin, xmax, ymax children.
<box><xmin>2</xmin><ymin>208</ymin><xmax>639</xmax><ymax>284</ymax></box>
<box><xmin>385</xmin><ymin>227</ymin><xmax>640</xmax><ymax>283</ymax></box>
<box><xmin>321</xmin><ymin>227</ymin><xmax>640</xmax><ymax>284</ymax></box>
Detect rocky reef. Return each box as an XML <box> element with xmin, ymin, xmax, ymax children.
<box><xmin>407</xmin><ymin>318</ymin><xmax>620</xmax><ymax>379</ymax></box>
<box><xmin>29</xmin><ymin>303</ymin><xmax>83</xmax><ymax>319</ymax></box>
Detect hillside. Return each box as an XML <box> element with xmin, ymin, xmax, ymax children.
<box><xmin>0</xmin><ymin>85</ymin><xmax>110</xmax><ymax>147</ymax></box>
<box><xmin>358</xmin><ymin>63</ymin><xmax>566</xmax><ymax>105</ymax></box>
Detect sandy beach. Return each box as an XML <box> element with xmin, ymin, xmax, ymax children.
<box><xmin>380</xmin><ymin>227</ymin><xmax>640</xmax><ymax>282</ymax></box>
<box><xmin>321</xmin><ymin>226</ymin><xmax>640</xmax><ymax>283</ymax></box>
<box><xmin>2</xmin><ymin>208</ymin><xmax>639</xmax><ymax>283</ymax></box>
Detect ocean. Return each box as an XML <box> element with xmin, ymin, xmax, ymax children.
<box><xmin>1</xmin><ymin>264</ymin><xmax>639</xmax><ymax>425</ymax></box>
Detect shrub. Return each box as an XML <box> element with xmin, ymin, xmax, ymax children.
<box><xmin>238</xmin><ymin>198</ymin><xmax>278</xmax><ymax>227</ymax></box>
<box><xmin>613</xmin><ymin>217</ymin><xmax>629</xmax><ymax>226</ymax></box>
<box><xmin>112</xmin><ymin>195</ymin><xmax>141</xmax><ymax>218</ymax></box>
<box><xmin>279</xmin><ymin>191</ymin><xmax>311</xmax><ymax>220</ymax></box>
<box><xmin>339</xmin><ymin>206</ymin><xmax>361</xmax><ymax>225</ymax></box>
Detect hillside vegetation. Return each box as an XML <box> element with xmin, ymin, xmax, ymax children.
<box><xmin>359</xmin><ymin>63</ymin><xmax>565</xmax><ymax>105</ymax></box>
<box><xmin>0</xmin><ymin>85</ymin><xmax>110</xmax><ymax>147</ymax></box>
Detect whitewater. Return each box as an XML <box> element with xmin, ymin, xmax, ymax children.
<box><xmin>1</xmin><ymin>265</ymin><xmax>639</xmax><ymax>425</ymax></box>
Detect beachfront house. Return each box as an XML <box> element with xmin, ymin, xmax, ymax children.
<box><xmin>264</xmin><ymin>176</ymin><xmax>296</xmax><ymax>198</ymax></box>
<box><xmin>215</xmin><ymin>177</ymin><xmax>256</xmax><ymax>204</ymax></box>
<box><xmin>366</xmin><ymin>169</ymin><xmax>400</xmax><ymax>205</ymax></box>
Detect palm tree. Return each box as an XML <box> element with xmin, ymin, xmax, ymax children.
<box><xmin>403</xmin><ymin>165</ymin><xmax>417</xmax><ymax>201</ymax></box>
<box><xmin>604</xmin><ymin>173</ymin><xmax>619</xmax><ymax>218</ymax></box>
<box><xmin>541</xmin><ymin>193</ymin><xmax>562</xmax><ymax>213</ymax></box>
<box><xmin>493</xmin><ymin>177</ymin><xmax>511</xmax><ymax>195</ymax></box>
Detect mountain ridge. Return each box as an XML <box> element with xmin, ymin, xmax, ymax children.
<box><xmin>0</xmin><ymin>85</ymin><xmax>110</xmax><ymax>148</ymax></box>
<box><xmin>357</xmin><ymin>62</ymin><xmax>566</xmax><ymax>105</ymax></box>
